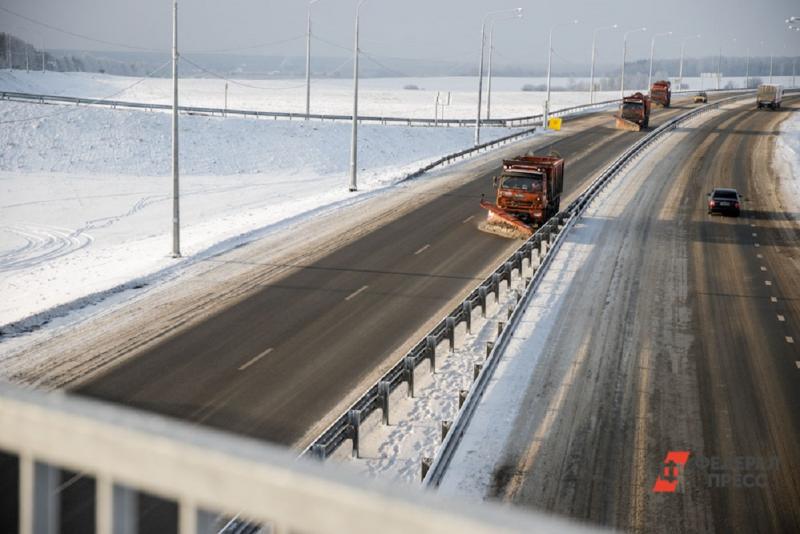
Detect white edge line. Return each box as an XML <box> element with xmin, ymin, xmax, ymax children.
<box><xmin>238</xmin><ymin>347</ymin><xmax>273</xmax><ymax>371</ymax></box>
<box><xmin>345</xmin><ymin>285</ymin><xmax>369</xmax><ymax>301</ymax></box>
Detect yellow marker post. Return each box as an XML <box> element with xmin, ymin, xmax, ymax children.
<box><xmin>548</xmin><ymin>117</ymin><xmax>562</xmax><ymax>131</ymax></box>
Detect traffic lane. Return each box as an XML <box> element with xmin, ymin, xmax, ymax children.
<box><xmin>481</xmin><ymin>100</ymin><xmax>799</xmax><ymax>531</ymax></box>
<box><xmin>488</xmin><ymin>102</ymin><xmax>741</xmax><ymax>529</ymax></box>
<box><xmin>687</xmin><ymin>100</ymin><xmax>800</xmax><ymax>532</ymax></box>
<box><xmin>74</xmin><ymin>95</ymin><xmax>715</xmax><ymax>448</ymax></box>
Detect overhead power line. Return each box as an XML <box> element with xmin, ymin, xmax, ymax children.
<box><xmin>180</xmin><ymin>55</ymin><xmax>306</xmax><ymax>91</ymax></box>
<box><xmin>0</xmin><ymin>5</ymin><xmax>164</xmax><ymax>52</ymax></box>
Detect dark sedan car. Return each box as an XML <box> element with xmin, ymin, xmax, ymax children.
<box><xmin>707</xmin><ymin>188</ymin><xmax>742</xmax><ymax>216</ymax></box>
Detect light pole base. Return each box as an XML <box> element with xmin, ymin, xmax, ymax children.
<box><xmin>349</xmin><ymin>188</ymin><xmax>358</xmax><ymax>192</ymax></box>
<box><xmin>172</xmin><ymin>252</ymin><xmax>182</xmax><ymax>259</ymax></box>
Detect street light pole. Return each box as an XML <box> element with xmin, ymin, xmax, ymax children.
<box><xmin>590</xmin><ymin>24</ymin><xmax>618</xmax><ymax>104</ymax></box>
<box><xmin>349</xmin><ymin>0</ymin><xmax>367</xmax><ymax>192</ymax></box>
<box><xmin>621</xmin><ymin>27</ymin><xmax>647</xmax><ymax>99</ymax></box>
<box><xmin>545</xmin><ymin>19</ymin><xmax>578</xmax><ymax>128</ymax></box>
<box><xmin>305</xmin><ymin>0</ymin><xmax>320</xmax><ymax>120</ymax></box>
<box><xmin>475</xmin><ymin>8</ymin><xmax>522</xmax><ymax>146</ymax></box>
<box><xmin>678</xmin><ymin>35</ymin><xmax>699</xmax><ymax>89</ymax></box>
<box><xmin>486</xmin><ymin>10</ymin><xmax>523</xmax><ymax>121</ymax></box>
<box><xmin>171</xmin><ymin>0</ymin><xmax>180</xmax><ymax>258</ymax></box>
<box><xmin>648</xmin><ymin>31</ymin><xmax>672</xmax><ymax>93</ymax></box>
<box><xmin>745</xmin><ymin>48</ymin><xmax>750</xmax><ymax>89</ymax></box>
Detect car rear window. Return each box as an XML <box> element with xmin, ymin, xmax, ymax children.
<box><xmin>713</xmin><ymin>190</ymin><xmax>738</xmax><ymax>200</ymax></box>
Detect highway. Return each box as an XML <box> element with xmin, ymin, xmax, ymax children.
<box><xmin>72</xmin><ymin>99</ymin><xmax>710</xmax><ymax>448</ymax></box>
<box><xmin>451</xmin><ymin>98</ymin><xmax>800</xmax><ymax>532</ymax></box>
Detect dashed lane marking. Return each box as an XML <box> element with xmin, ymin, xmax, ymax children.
<box><xmin>771</xmin><ymin>297</ymin><xmax>778</xmax><ymax>303</ymax></box>
<box><xmin>765</xmin><ymin>280</ymin><xmax>773</xmax><ymax>286</ymax></box>
<box><xmin>462</xmin><ymin>215</ymin><xmax>475</xmax><ymax>224</ymax></box>
<box><xmin>757</xmin><ymin>254</ymin><xmax>764</xmax><ymax>259</ymax></box>
<box><xmin>414</xmin><ymin>244</ymin><xmax>431</xmax><ymax>255</ymax></box>
<box><xmin>239</xmin><ymin>347</ymin><xmax>273</xmax><ymax>371</ymax></box>
<box><xmin>760</xmin><ymin>266</ymin><xmax>767</xmax><ymax>272</ymax></box>
<box><xmin>752</xmin><ymin>233</ymin><xmax>758</xmax><ymax>237</ymax></box>
<box><xmin>777</xmin><ymin>315</ymin><xmax>785</xmax><ymax>322</ymax></box>
<box><xmin>345</xmin><ymin>285</ymin><xmax>369</xmax><ymax>301</ymax></box>
<box><xmin>796</xmin><ymin>361</ymin><xmax>800</xmax><ymax>369</ymax></box>
<box><xmin>755</xmin><ymin>243</ymin><xmax>761</xmax><ymax>248</ymax></box>
<box><xmin>787</xmin><ymin>337</ymin><xmax>795</xmax><ymax>344</ymax></box>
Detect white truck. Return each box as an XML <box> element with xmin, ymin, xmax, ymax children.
<box><xmin>756</xmin><ymin>84</ymin><xmax>783</xmax><ymax>110</ymax></box>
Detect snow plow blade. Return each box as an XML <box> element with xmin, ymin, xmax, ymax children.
<box><xmin>615</xmin><ymin>116</ymin><xmax>643</xmax><ymax>131</ymax></box>
<box><xmin>479</xmin><ymin>200</ymin><xmax>534</xmax><ymax>239</ymax></box>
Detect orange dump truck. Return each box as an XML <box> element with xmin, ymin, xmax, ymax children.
<box><xmin>650</xmin><ymin>80</ymin><xmax>671</xmax><ymax>107</ymax></box>
<box><xmin>615</xmin><ymin>92</ymin><xmax>651</xmax><ymax>131</ymax></box>
<box><xmin>479</xmin><ymin>155</ymin><xmax>564</xmax><ymax>238</ymax></box>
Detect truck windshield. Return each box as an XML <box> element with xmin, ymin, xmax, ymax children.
<box><xmin>500</xmin><ymin>174</ymin><xmax>543</xmax><ymax>192</ymax></box>
<box><xmin>623</xmin><ymin>102</ymin><xmax>643</xmax><ymax>112</ymax></box>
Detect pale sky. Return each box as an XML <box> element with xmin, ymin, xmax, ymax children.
<box><xmin>1</xmin><ymin>0</ymin><xmax>798</xmax><ymax>67</ymax></box>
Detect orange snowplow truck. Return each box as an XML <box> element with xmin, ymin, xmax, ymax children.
<box><xmin>480</xmin><ymin>155</ymin><xmax>564</xmax><ymax>238</ymax></box>
<box><xmin>615</xmin><ymin>92</ymin><xmax>651</xmax><ymax>131</ymax></box>
<box><xmin>650</xmin><ymin>80</ymin><xmax>671</xmax><ymax>107</ymax></box>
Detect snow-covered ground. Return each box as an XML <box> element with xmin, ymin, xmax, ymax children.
<box><xmin>775</xmin><ymin>102</ymin><xmax>800</xmax><ymax>214</ymax></box>
<box><xmin>4</xmin><ymin>71</ymin><xmax>792</xmax><ymax>122</ymax></box>
<box><xmin>1</xmin><ymin>71</ymin><xmax>613</xmax><ymax>119</ymax></box>
<box><xmin>0</xmin><ymin>94</ymin><xmax>526</xmax><ymax>332</ymax></box>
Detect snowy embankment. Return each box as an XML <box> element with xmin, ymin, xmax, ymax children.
<box><xmin>775</xmin><ymin>105</ymin><xmax>800</xmax><ymax>215</ymax></box>
<box><xmin>0</xmin><ymin>94</ymin><xmax>522</xmax><ymax>333</ymax></box>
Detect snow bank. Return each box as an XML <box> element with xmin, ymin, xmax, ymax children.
<box><xmin>0</xmin><ymin>98</ymin><xmax>522</xmax><ymax>331</ymax></box>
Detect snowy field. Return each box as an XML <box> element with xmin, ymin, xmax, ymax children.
<box><xmin>0</xmin><ymin>91</ymin><xmax>526</xmax><ymax>332</ymax></box>
<box><xmin>3</xmin><ymin>71</ymin><xmax>792</xmax><ymax>121</ymax></box>
<box><xmin>1</xmin><ymin>71</ymin><xmax>614</xmax><ymax>119</ymax></box>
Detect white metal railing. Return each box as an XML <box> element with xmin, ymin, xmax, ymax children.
<box><xmin>0</xmin><ymin>381</ymin><xmax>597</xmax><ymax>534</ymax></box>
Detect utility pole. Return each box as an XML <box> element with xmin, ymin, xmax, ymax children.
<box><xmin>745</xmin><ymin>48</ymin><xmax>750</xmax><ymax>89</ymax></box>
<box><xmin>349</xmin><ymin>0</ymin><xmax>367</xmax><ymax>192</ymax></box>
<box><xmin>172</xmin><ymin>0</ymin><xmax>181</xmax><ymax>258</ymax></box>
<box><xmin>769</xmin><ymin>53</ymin><xmax>773</xmax><ymax>83</ymax></box>
<box><xmin>224</xmin><ymin>82</ymin><xmax>228</xmax><ymax>116</ymax></box>
<box><xmin>716</xmin><ymin>48</ymin><xmax>721</xmax><ymax>90</ymax></box>
<box><xmin>648</xmin><ymin>32</ymin><xmax>672</xmax><ymax>94</ymax></box>
<box><xmin>305</xmin><ymin>0</ymin><xmax>320</xmax><ymax>119</ymax></box>
<box><xmin>486</xmin><ymin>11</ymin><xmax>523</xmax><ymax>121</ymax></box>
<box><xmin>590</xmin><ymin>24</ymin><xmax>618</xmax><ymax>104</ymax></box>
<box><xmin>475</xmin><ymin>8</ymin><xmax>522</xmax><ymax>145</ymax></box>
<box><xmin>621</xmin><ymin>27</ymin><xmax>647</xmax><ymax>99</ymax></box>
<box><xmin>545</xmin><ymin>19</ymin><xmax>578</xmax><ymax>128</ymax></box>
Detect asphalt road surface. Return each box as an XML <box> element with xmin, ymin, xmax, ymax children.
<box><xmin>44</xmin><ymin>97</ymin><xmax>724</xmax><ymax>532</ymax></box>
<box><xmin>479</xmin><ymin>97</ymin><xmax>800</xmax><ymax>532</ymax></box>
<box><xmin>74</xmin><ymin>100</ymin><xmax>707</xmax><ymax>448</ymax></box>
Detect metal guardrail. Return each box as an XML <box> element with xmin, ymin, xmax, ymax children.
<box><xmin>0</xmin><ymin>381</ymin><xmax>598</xmax><ymax>534</ymax></box>
<box><xmin>1</xmin><ymin>88</ymin><xmax>742</xmax><ymax>128</ymax></box>
<box><xmin>303</xmin><ymin>90</ymin><xmax>760</xmax><ymax>471</ymax></box>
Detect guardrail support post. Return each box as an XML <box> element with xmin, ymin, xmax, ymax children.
<box><xmin>348</xmin><ymin>410</ymin><xmax>361</xmax><ymax>458</ymax></box>
<box><xmin>462</xmin><ymin>302</ymin><xmax>473</xmax><ymax>333</ymax></box>
<box><xmin>491</xmin><ymin>274</ymin><xmax>501</xmax><ymax>302</ymax></box>
<box><xmin>485</xmin><ymin>341</ymin><xmax>494</xmax><ymax>359</ymax></box>
<box><xmin>379</xmin><ymin>381</ymin><xmax>391</xmax><ymax>425</ymax></box>
<box><xmin>497</xmin><ymin>321</ymin><xmax>505</xmax><ymax>338</ymax></box>
<box><xmin>504</xmin><ymin>262</ymin><xmax>514</xmax><ymax>287</ymax></box>
<box><xmin>445</xmin><ymin>317</ymin><xmax>456</xmax><ymax>351</ymax></box>
<box><xmin>441</xmin><ymin>420</ymin><xmax>452</xmax><ymax>442</ymax></box>
<box><xmin>459</xmin><ymin>389</ymin><xmax>468</xmax><ymax>408</ymax></box>
<box><xmin>421</xmin><ymin>457</ymin><xmax>433</xmax><ymax>481</ymax></box>
<box><xmin>473</xmin><ymin>362</ymin><xmax>483</xmax><ymax>381</ymax></box>
<box><xmin>95</xmin><ymin>474</ymin><xmax>113</xmax><ymax>534</ymax></box>
<box><xmin>478</xmin><ymin>287</ymin><xmax>487</xmax><ymax>317</ymax></box>
<box><xmin>311</xmin><ymin>444</ymin><xmax>327</xmax><ymax>460</ymax></box>
<box><xmin>426</xmin><ymin>336</ymin><xmax>437</xmax><ymax>374</ymax></box>
<box><xmin>404</xmin><ymin>356</ymin><xmax>415</xmax><ymax>398</ymax></box>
